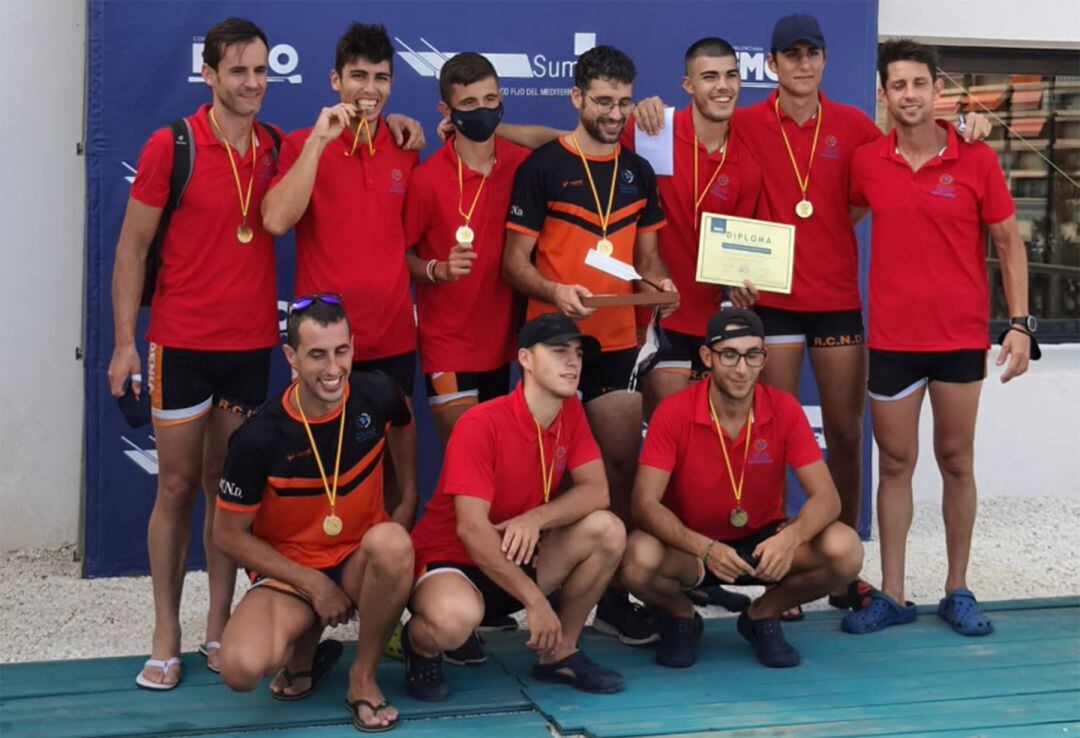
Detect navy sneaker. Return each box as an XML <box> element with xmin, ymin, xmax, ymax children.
<box><xmin>531</xmin><ymin>650</ymin><xmax>625</xmax><ymax>693</ymax></box>
<box><xmin>592</xmin><ymin>590</ymin><xmax>660</xmax><ymax>646</ymax></box>
<box><xmin>737</xmin><ymin>611</ymin><xmax>801</xmax><ymax>668</ymax></box>
<box><xmin>443</xmin><ymin>631</ymin><xmax>486</xmax><ymax>666</ymax></box>
<box><xmin>655</xmin><ymin>612</ymin><xmax>704</xmax><ymax>668</ymax></box>
<box><xmin>402</xmin><ymin>623</ymin><xmax>449</xmax><ymax>701</ymax></box>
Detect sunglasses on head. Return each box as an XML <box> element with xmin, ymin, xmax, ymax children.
<box><xmin>288</xmin><ymin>292</ymin><xmax>344</xmax><ymax>315</ymax></box>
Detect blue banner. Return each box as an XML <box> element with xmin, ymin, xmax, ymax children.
<box><xmin>84</xmin><ymin>0</ymin><xmax>878</xmax><ymax>577</ymax></box>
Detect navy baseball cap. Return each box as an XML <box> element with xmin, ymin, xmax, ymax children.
<box><xmin>771</xmin><ymin>14</ymin><xmax>825</xmax><ymax>53</ymax></box>
<box><xmin>518</xmin><ymin>313</ymin><xmax>601</xmax><ymax>354</ymax></box>
<box><xmin>705</xmin><ymin>308</ymin><xmax>765</xmax><ymax>345</ymax></box>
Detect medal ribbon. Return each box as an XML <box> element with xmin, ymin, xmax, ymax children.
<box><xmin>208</xmin><ymin>107</ymin><xmax>257</xmax><ymax>228</ymax></box>
<box><xmin>692</xmin><ymin>132</ymin><xmax>729</xmax><ymax>226</ymax></box>
<box><xmin>457</xmin><ymin>152</ymin><xmax>489</xmax><ymax>228</ymax></box>
<box><xmin>534</xmin><ymin>419</ymin><xmax>562</xmax><ymax>504</ymax></box>
<box><xmin>707</xmin><ymin>382</ymin><xmax>753</xmax><ymax>512</ymax></box>
<box><xmin>348</xmin><ymin>114</ymin><xmax>376</xmax><ymax>157</ymax></box>
<box><xmin>571</xmin><ymin>134</ymin><xmax>619</xmax><ymax>241</ymax></box>
<box><xmin>293</xmin><ymin>383</ymin><xmax>348</xmax><ymax>517</ymax></box>
<box><xmin>773</xmin><ymin>96</ymin><xmax>823</xmax><ymax>203</ymax></box>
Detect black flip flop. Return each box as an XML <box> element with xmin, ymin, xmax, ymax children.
<box><xmin>347</xmin><ymin>698</ymin><xmax>399</xmax><ymax>733</ymax></box>
<box><xmin>270</xmin><ymin>639</ymin><xmax>343</xmax><ymax>701</ymax></box>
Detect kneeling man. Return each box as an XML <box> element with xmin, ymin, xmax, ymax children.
<box><xmin>214</xmin><ymin>295</ymin><xmax>415</xmax><ymax>733</ymax></box>
<box><xmin>405</xmin><ymin>313</ymin><xmax>626</xmax><ymax>700</ymax></box>
<box><xmin>622</xmin><ymin>308</ymin><xmax>862</xmax><ymax>668</ymax></box>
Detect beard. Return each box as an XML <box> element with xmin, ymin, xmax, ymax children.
<box><xmin>581</xmin><ymin>111</ymin><xmax>624</xmax><ymax>144</ymax></box>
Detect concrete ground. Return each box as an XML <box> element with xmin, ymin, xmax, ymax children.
<box><xmin>1</xmin><ymin>494</ymin><xmax>1077</xmax><ymax>663</ymax></box>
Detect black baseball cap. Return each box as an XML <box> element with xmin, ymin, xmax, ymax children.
<box><xmin>518</xmin><ymin>313</ymin><xmax>601</xmax><ymax>354</ymax></box>
<box><xmin>705</xmin><ymin>307</ymin><xmax>765</xmax><ymax>345</ymax></box>
<box><xmin>771</xmin><ymin>14</ymin><xmax>825</xmax><ymax>53</ymax></box>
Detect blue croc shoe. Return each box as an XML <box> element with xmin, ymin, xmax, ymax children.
<box><xmin>938</xmin><ymin>588</ymin><xmax>993</xmax><ymax>636</ymax></box>
<box><xmin>737</xmin><ymin>611</ymin><xmax>801</xmax><ymax>668</ymax></box>
<box><xmin>841</xmin><ymin>592</ymin><xmax>917</xmax><ymax>634</ymax></box>
<box><xmin>532</xmin><ymin>650</ymin><xmax>625</xmax><ymax>693</ymax></box>
<box><xmin>655</xmin><ymin>612</ymin><xmax>704</xmax><ymax>668</ymax></box>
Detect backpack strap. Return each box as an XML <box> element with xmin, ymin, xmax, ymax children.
<box><xmin>256</xmin><ymin>120</ymin><xmax>283</xmax><ymax>160</ymax></box>
<box><xmin>140</xmin><ymin>118</ymin><xmax>194</xmax><ymax>307</ymax></box>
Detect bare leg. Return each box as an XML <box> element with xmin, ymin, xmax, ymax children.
<box><xmin>407</xmin><ymin>573</ymin><xmax>485</xmax><ymax>657</ymax></box>
<box><xmin>620</xmin><ymin>530</ymin><xmax>700</xmax><ymax>619</ymax></box>
<box><xmin>218</xmin><ymin>587</ymin><xmax>317</xmax><ymax>692</ymax></box>
<box><xmin>431</xmin><ymin>400</ymin><xmax>476</xmax><ymax>447</ymax></box>
<box><xmin>584</xmin><ymin>391</ymin><xmax>642</xmax><ymax>527</ymax></box>
<box><xmin>642</xmin><ymin>369</ymin><xmax>692</xmax><ymax>422</ymax></box>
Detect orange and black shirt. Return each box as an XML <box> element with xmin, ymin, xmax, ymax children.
<box><xmin>217</xmin><ymin>371</ymin><xmax>411</xmax><ymax>570</ymax></box>
<box><xmin>507</xmin><ymin>138</ymin><xmax>665</xmax><ymax>351</ymax></box>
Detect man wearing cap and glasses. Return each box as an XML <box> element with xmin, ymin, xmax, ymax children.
<box><xmin>621</xmin><ymin>308</ymin><xmax>863</xmax><ymax>668</ymax></box>
<box><xmin>212</xmin><ymin>294</ymin><xmax>415</xmax><ymax>733</ymax></box>
<box><xmin>403</xmin><ymin>313</ymin><xmax>627</xmax><ymax>701</ymax></box>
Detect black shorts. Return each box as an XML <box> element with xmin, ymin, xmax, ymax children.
<box><xmin>580</xmin><ymin>347</ymin><xmax>638</xmax><ymax>403</ymax></box>
<box><xmin>420</xmin><ymin>561</ymin><xmax>539</xmax><ymax>620</ymax></box>
<box><xmin>868</xmin><ymin>349</ymin><xmax>987</xmax><ymax>400</ymax></box>
<box><xmin>691</xmin><ymin>519</ymin><xmax>784</xmax><ymax>589</ymax></box>
<box><xmin>756</xmin><ymin>307</ymin><xmax>864</xmax><ymax>349</ymax></box>
<box><xmin>650</xmin><ymin>329</ymin><xmax>705</xmax><ymax>377</ymax></box>
<box><xmin>353</xmin><ymin>351</ymin><xmax>416</xmax><ymax>398</ymax></box>
<box><xmin>424</xmin><ymin>365</ymin><xmax>510</xmax><ymax>413</ymax></box>
<box><xmin>247</xmin><ymin>558</ymin><xmax>351</xmax><ymax>610</ymax></box>
<box><xmin>147</xmin><ymin>343</ymin><xmax>271</xmax><ymax>426</ymax></box>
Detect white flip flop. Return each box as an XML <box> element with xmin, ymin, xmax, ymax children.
<box><xmin>135</xmin><ymin>656</ymin><xmax>182</xmax><ymax>690</ymax></box>
<box><xmin>198</xmin><ymin>641</ymin><xmax>222</xmax><ymax>673</ymax></box>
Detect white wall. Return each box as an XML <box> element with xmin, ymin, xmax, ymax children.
<box><xmin>0</xmin><ymin>0</ymin><xmax>87</xmax><ymax>550</ymax></box>
<box><xmin>879</xmin><ymin>0</ymin><xmax>1080</xmax><ymax>48</ymax></box>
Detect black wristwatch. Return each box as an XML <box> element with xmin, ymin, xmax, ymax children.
<box><xmin>1010</xmin><ymin>315</ymin><xmax>1038</xmax><ymax>334</ymax></box>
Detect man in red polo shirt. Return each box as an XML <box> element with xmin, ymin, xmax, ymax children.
<box><xmin>404</xmin><ymin>314</ymin><xmax>627</xmax><ymax>701</ymax></box>
<box><xmin>107</xmin><ymin>18</ymin><xmax>282</xmax><ymax>689</ymax></box>
<box><xmin>841</xmin><ymin>40</ymin><xmax>1033</xmax><ymax>638</ymax></box>
<box><xmin>622</xmin><ymin>308</ymin><xmax>862</xmax><ymax>668</ymax></box>
<box><xmin>404</xmin><ymin>53</ymin><xmax>530</xmax><ymax>443</ymax></box>
<box><xmin>262</xmin><ymin>23</ymin><xmax>424</xmax><ymax>527</ymax></box>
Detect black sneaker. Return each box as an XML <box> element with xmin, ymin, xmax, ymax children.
<box><xmin>655</xmin><ymin>612</ymin><xmax>704</xmax><ymax>668</ymax></box>
<box><xmin>736</xmin><ymin>611</ymin><xmax>801</xmax><ymax>668</ymax></box>
<box><xmin>402</xmin><ymin>623</ymin><xmax>450</xmax><ymax>701</ymax></box>
<box><xmin>592</xmin><ymin>590</ymin><xmax>660</xmax><ymax>646</ymax></box>
<box><xmin>532</xmin><ymin>650</ymin><xmax>625</xmax><ymax>693</ymax></box>
<box><xmin>686</xmin><ymin>585</ymin><xmax>751</xmax><ymax>612</ymax></box>
<box><xmin>476</xmin><ymin>613</ymin><xmax>518</xmax><ymax>632</ymax></box>
<box><xmin>443</xmin><ymin>631</ymin><xmax>486</xmax><ymax>666</ymax></box>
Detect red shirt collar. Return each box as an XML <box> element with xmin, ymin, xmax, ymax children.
<box><xmin>767</xmin><ymin>89</ymin><xmax>830</xmax><ymax>128</ymax></box>
<box><xmin>510</xmin><ymin>380</ymin><xmax>566</xmax><ymax>439</ymax></box>
<box><xmin>192</xmin><ymin>103</ymin><xmax>266</xmax><ymax>152</ymax></box>
<box><xmin>692</xmin><ymin>379</ymin><xmax>775</xmax><ymax>434</ymax></box>
<box><xmin>882</xmin><ymin>119</ymin><xmax>958</xmax><ymax>165</ymax></box>
<box><xmin>436</xmin><ymin>135</ymin><xmax>512</xmax><ymax>176</ymax></box>
<box><xmin>674</xmin><ymin>104</ymin><xmax>741</xmax><ymax>162</ymax></box>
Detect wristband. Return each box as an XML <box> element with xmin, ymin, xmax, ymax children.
<box><xmin>701</xmin><ymin>539</ymin><xmax>718</xmax><ymax>563</ymax></box>
<box><xmin>425</xmin><ymin>259</ymin><xmax>439</xmax><ymax>284</ymax></box>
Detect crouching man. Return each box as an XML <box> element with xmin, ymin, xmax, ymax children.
<box><xmin>622</xmin><ymin>308</ymin><xmax>863</xmax><ymax>668</ymax></box>
<box><xmin>214</xmin><ymin>295</ymin><xmax>416</xmax><ymax>732</ymax></box>
<box><xmin>404</xmin><ymin>313</ymin><xmax>627</xmax><ymax>700</ymax></box>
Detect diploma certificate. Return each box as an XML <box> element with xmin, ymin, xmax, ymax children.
<box><xmin>695</xmin><ymin>213</ymin><xmax>795</xmax><ymax>295</ymax></box>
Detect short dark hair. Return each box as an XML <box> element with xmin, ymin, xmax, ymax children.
<box><xmin>286</xmin><ymin>299</ymin><xmax>350</xmax><ymax>349</ymax></box>
<box><xmin>335</xmin><ymin>23</ymin><xmax>394</xmax><ymax>75</ymax></box>
<box><xmin>574</xmin><ymin>45</ymin><xmax>636</xmax><ymax>90</ymax></box>
<box><xmin>878</xmin><ymin>38</ymin><xmax>939</xmax><ymax>86</ymax></box>
<box><xmin>684</xmin><ymin>37</ymin><xmax>737</xmax><ymax>74</ymax></box>
<box><xmin>439</xmin><ymin>52</ymin><xmax>499</xmax><ymax>106</ymax></box>
<box><xmin>202</xmin><ymin>18</ymin><xmax>268</xmax><ymax>71</ymax></box>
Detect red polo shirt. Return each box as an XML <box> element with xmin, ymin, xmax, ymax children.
<box><xmin>131</xmin><ymin>104</ymin><xmax>279</xmax><ymax>350</ymax></box>
<box><xmin>403</xmin><ymin>137</ymin><xmax>531</xmax><ymax>373</ymax></box>
<box><xmin>733</xmin><ymin>90</ymin><xmax>882</xmax><ymax>313</ymax></box>
<box><xmin>850</xmin><ymin>122</ymin><xmax>1015</xmax><ymax>352</ymax></box>
<box><xmin>274</xmin><ymin>119</ymin><xmax>419</xmax><ymax>361</ymax></box>
<box><xmin>622</xmin><ymin>105</ymin><xmax>768</xmax><ymax>336</ymax></box>
<box><xmin>639</xmin><ymin>379</ymin><xmax>822</xmax><ymax>541</ymax></box>
<box><xmin>412</xmin><ymin>381</ymin><xmax>602</xmax><ymax>573</ymax></box>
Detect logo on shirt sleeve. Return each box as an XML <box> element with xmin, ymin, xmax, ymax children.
<box><xmin>219</xmin><ymin>479</ymin><xmax>244</xmax><ymax>498</ymax></box>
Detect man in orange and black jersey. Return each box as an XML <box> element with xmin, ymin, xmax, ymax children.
<box><xmin>504</xmin><ymin>45</ymin><xmax>677</xmax><ymax>646</ymax></box>
<box><xmin>213</xmin><ymin>296</ymin><xmax>415</xmax><ymax>733</ymax></box>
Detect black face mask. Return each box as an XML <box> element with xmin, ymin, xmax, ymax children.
<box><xmin>450</xmin><ymin>103</ymin><xmax>504</xmax><ymax>142</ymax></box>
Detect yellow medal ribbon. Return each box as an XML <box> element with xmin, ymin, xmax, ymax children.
<box><xmin>707</xmin><ymin>382</ymin><xmax>753</xmax><ymax>517</ymax></box>
<box><xmin>293</xmin><ymin>383</ymin><xmax>348</xmax><ymax>531</ymax></box>
<box><xmin>456</xmin><ymin>152</ymin><xmax>489</xmax><ymax>236</ymax></box>
<box><xmin>773</xmin><ymin>96</ymin><xmax>823</xmax><ymax>211</ymax></box>
<box><xmin>692</xmin><ymin>132</ymin><xmax>729</xmax><ymax>227</ymax></box>
<box><xmin>208</xmin><ymin>107</ymin><xmax>257</xmax><ymax>237</ymax></box>
<box><xmin>534</xmin><ymin>419</ymin><xmax>562</xmax><ymax>504</ymax></box>
<box><xmin>348</xmin><ymin>114</ymin><xmax>376</xmax><ymax>157</ymax></box>
<box><xmin>570</xmin><ymin>134</ymin><xmax>619</xmax><ymax>245</ymax></box>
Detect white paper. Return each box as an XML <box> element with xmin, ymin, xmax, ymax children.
<box><xmin>634</xmin><ymin>106</ymin><xmax>675</xmax><ymax>176</ymax></box>
<box><xmin>584</xmin><ymin>248</ymin><xmax>642</xmax><ymax>282</ymax></box>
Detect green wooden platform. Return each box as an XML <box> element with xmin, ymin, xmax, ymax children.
<box><xmin>1</xmin><ymin>597</ymin><xmax>1077</xmax><ymax>737</ymax></box>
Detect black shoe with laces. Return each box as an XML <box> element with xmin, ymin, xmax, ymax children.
<box><xmin>655</xmin><ymin>612</ymin><xmax>704</xmax><ymax>668</ymax></box>
<box><xmin>443</xmin><ymin>631</ymin><xmax>486</xmax><ymax>666</ymax></box>
<box><xmin>402</xmin><ymin>623</ymin><xmax>450</xmax><ymax>701</ymax></box>
<box><xmin>592</xmin><ymin>589</ymin><xmax>660</xmax><ymax>646</ymax></box>
<box><xmin>736</xmin><ymin>611</ymin><xmax>801</xmax><ymax>668</ymax></box>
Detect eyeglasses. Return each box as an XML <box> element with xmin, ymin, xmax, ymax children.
<box><xmin>288</xmin><ymin>292</ymin><xmax>344</xmax><ymax>315</ymax></box>
<box><xmin>708</xmin><ymin>347</ymin><xmax>767</xmax><ymax>367</ymax></box>
<box><xmin>587</xmin><ymin>95</ymin><xmax>634</xmax><ymax>115</ymax></box>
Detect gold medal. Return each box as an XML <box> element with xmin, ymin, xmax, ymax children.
<box><xmin>236</xmin><ymin>225</ymin><xmax>254</xmax><ymax>243</ymax></box>
<box><xmin>571</xmin><ymin>134</ymin><xmax>619</xmax><ymax>260</ymax></box>
<box><xmin>323</xmin><ymin>513</ymin><xmax>343</xmax><ymax>536</ymax></box>
<box><xmin>795</xmin><ymin>199</ymin><xmax>814</xmax><ymax>219</ymax></box>
<box><xmin>596</xmin><ymin>238</ymin><xmax>614</xmax><ymax>256</ymax></box>
<box><xmin>209</xmin><ymin>108</ymin><xmax>257</xmax><ymax>245</ymax></box>
<box><xmin>708</xmin><ymin>383</ymin><xmax>754</xmax><ymax>532</ymax></box>
<box><xmin>730</xmin><ymin>508</ymin><xmax>749</xmax><ymax>528</ymax></box>
<box><xmin>455</xmin><ymin>225</ymin><xmax>475</xmax><ymax>244</ymax></box>
<box><xmin>774</xmin><ymin>97</ymin><xmax>823</xmax><ymax>224</ymax></box>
